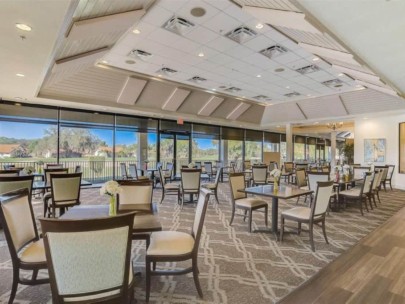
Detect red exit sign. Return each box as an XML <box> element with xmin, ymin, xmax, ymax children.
<box><xmin>177</xmin><ymin>118</ymin><xmax>184</xmax><ymax>125</ymax></box>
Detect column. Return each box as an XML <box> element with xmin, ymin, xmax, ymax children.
<box><xmin>330</xmin><ymin>131</ymin><xmax>337</xmax><ymax>170</ymax></box>
<box><xmin>137</xmin><ymin>133</ymin><xmax>148</xmax><ymax>170</ymax></box>
<box><xmin>221</xmin><ymin>140</ymin><xmax>228</xmax><ymax>165</ymax></box>
<box><xmin>286</xmin><ymin>123</ymin><xmax>293</xmax><ymax>162</ymax></box>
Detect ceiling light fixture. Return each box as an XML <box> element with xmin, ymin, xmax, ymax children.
<box><xmin>14</xmin><ymin>102</ymin><xmax>21</xmax><ymax>106</ymax></box>
<box><xmin>101</xmin><ymin>60</ymin><xmax>108</xmax><ymax>64</ymax></box>
<box><xmin>338</xmin><ymin>73</ymin><xmax>344</xmax><ymax>76</ymax></box>
<box><xmin>256</xmin><ymin>23</ymin><xmax>264</xmax><ymax>29</ymax></box>
<box><xmin>326</xmin><ymin>122</ymin><xmax>343</xmax><ymax>131</ymax></box>
<box><xmin>132</xmin><ymin>29</ymin><xmax>140</xmax><ymax>34</ymax></box>
<box><xmin>314</xmin><ymin>122</ymin><xmax>319</xmax><ymax>124</ymax></box>
<box><xmin>312</xmin><ymin>57</ymin><xmax>320</xmax><ymax>61</ymax></box>
<box><xmin>256</xmin><ymin>74</ymin><xmax>261</xmax><ymax>78</ymax></box>
<box><xmin>198</xmin><ymin>52</ymin><xmax>204</xmax><ymax>57</ymax></box>
<box><xmin>16</xmin><ymin>73</ymin><xmax>25</xmax><ymax>77</ymax></box>
<box><xmin>157</xmin><ymin>74</ymin><xmax>162</xmax><ymax>77</ymax></box>
<box><xmin>16</xmin><ymin>23</ymin><xmax>32</xmax><ymax>31</ymax></box>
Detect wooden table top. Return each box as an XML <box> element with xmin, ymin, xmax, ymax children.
<box><xmin>239</xmin><ymin>185</ymin><xmax>313</xmax><ymax>199</ymax></box>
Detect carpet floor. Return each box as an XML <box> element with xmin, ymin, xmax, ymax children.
<box><xmin>1</xmin><ymin>183</ymin><xmax>405</xmax><ymax>304</ymax></box>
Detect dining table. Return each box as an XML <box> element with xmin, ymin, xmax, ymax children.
<box><xmin>239</xmin><ymin>185</ymin><xmax>313</xmax><ymax>240</ymax></box>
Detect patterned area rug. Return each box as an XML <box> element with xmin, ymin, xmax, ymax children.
<box><xmin>1</xmin><ymin>183</ymin><xmax>405</xmax><ymax>304</ymax></box>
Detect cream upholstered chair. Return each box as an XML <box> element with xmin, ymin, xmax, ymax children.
<box><xmin>161</xmin><ymin>162</ymin><xmax>174</xmax><ymax>183</ymax></box>
<box><xmin>368</xmin><ymin>169</ymin><xmax>383</xmax><ymax>208</ymax></box>
<box><xmin>307</xmin><ymin>171</ymin><xmax>330</xmax><ymax>201</ymax></box>
<box><xmin>180</xmin><ymin>168</ymin><xmax>202</xmax><ymax>208</ymax></box>
<box><xmin>281</xmin><ymin>181</ymin><xmax>334</xmax><ymax>252</ymax></box>
<box><xmin>40</xmin><ymin>212</ymin><xmax>135</xmax><ymax>304</ymax></box>
<box><xmin>269</xmin><ymin>161</ymin><xmax>278</xmax><ymax>171</ymax></box>
<box><xmin>0</xmin><ymin>188</ymin><xmax>49</xmax><ymax>304</ymax></box>
<box><xmin>203</xmin><ymin>162</ymin><xmax>215</xmax><ymax>181</ymax></box>
<box><xmin>251</xmin><ymin>165</ymin><xmax>268</xmax><ymax>186</ymax></box>
<box><xmin>128</xmin><ymin>163</ymin><xmax>149</xmax><ymax>180</ymax></box>
<box><xmin>145</xmin><ymin>188</ymin><xmax>211</xmax><ymax>302</ymax></box>
<box><xmin>0</xmin><ymin>169</ymin><xmax>20</xmax><ymax>177</ymax></box>
<box><xmin>45</xmin><ymin>163</ymin><xmax>63</xmax><ymax>169</ymax></box>
<box><xmin>44</xmin><ymin>168</ymin><xmax>68</xmax><ymax>186</ymax></box>
<box><xmin>117</xmin><ymin>180</ymin><xmax>162</xmax><ymax>248</ymax></box>
<box><xmin>229</xmin><ymin>173</ymin><xmax>268</xmax><ymax>232</ymax></box>
<box><xmin>376</xmin><ymin>165</ymin><xmax>390</xmax><ymax>192</ymax></box>
<box><xmin>373</xmin><ymin>169</ymin><xmax>384</xmax><ymax>204</ymax></box>
<box><xmin>201</xmin><ymin>167</ymin><xmax>222</xmax><ymax>204</ymax></box>
<box><xmin>353</xmin><ymin>166</ymin><xmax>370</xmax><ymax>180</ymax></box>
<box><xmin>295</xmin><ymin>169</ymin><xmax>309</xmax><ymax>204</ymax></box>
<box><xmin>384</xmin><ymin>164</ymin><xmax>395</xmax><ymax>190</ymax></box>
<box><xmin>0</xmin><ymin>175</ymin><xmax>34</xmax><ymax>196</ymax></box>
<box><xmin>120</xmin><ymin>163</ymin><xmax>129</xmax><ymax>179</ymax></box>
<box><xmin>45</xmin><ymin>173</ymin><xmax>81</xmax><ymax>218</ymax></box>
<box><xmin>159</xmin><ymin>168</ymin><xmax>180</xmax><ymax>205</ymax></box>
<box><xmin>339</xmin><ymin>172</ymin><xmax>373</xmax><ymax>216</ymax></box>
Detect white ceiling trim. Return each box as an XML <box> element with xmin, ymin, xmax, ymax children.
<box><xmin>161</xmin><ymin>87</ymin><xmax>191</xmax><ymax>111</ymax></box>
<box><xmin>355</xmin><ymin>80</ymin><xmax>398</xmax><ymax>97</ymax></box>
<box><xmin>116</xmin><ymin>77</ymin><xmax>147</xmax><ymax>105</ymax></box>
<box><xmin>298</xmin><ymin>42</ymin><xmax>360</xmax><ymax>66</ymax></box>
<box><xmin>198</xmin><ymin>96</ymin><xmax>224</xmax><ymax>116</ymax></box>
<box><xmin>226</xmin><ymin>102</ymin><xmax>250</xmax><ymax>120</ymax></box>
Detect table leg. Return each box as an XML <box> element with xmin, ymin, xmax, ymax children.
<box><xmin>272</xmin><ymin>197</ymin><xmax>279</xmax><ymax>240</ymax></box>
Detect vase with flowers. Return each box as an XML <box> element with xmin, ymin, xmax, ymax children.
<box><xmin>270</xmin><ymin>168</ymin><xmax>282</xmax><ymax>193</ymax></box>
<box><xmin>100</xmin><ymin>180</ymin><xmax>122</xmax><ymax>216</ymax></box>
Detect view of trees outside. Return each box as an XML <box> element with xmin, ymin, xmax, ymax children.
<box><xmin>264</xmin><ymin>142</ymin><xmax>279</xmax><ymax>152</ymax></box>
<box><xmin>306</xmin><ymin>144</ymin><xmax>316</xmax><ymax>162</ymax></box>
<box><xmin>325</xmin><ymin>146</ymin><xmax>331</xmax><ymax>161</ymax></box>
<box><xmin>192</xmin><ymin>138</ymin><xmax>219</xmax><ymax>162</ymax></box>
<box><xmin>226</xmin><ymin>140</ymin><xmax>243</xmax><ymax>168</ymax></box>
<box><xmin>280</xmin><ymin>142</ymin><xmax>287</xmax><ymax>163</ymax></box>
<box><xmin>147</xmin><ymin>133</ymin><xmax>157</xmax><ymax>162</ymax></box>
<box><xmin>245</xmin><ymin>141</ymin><xmax>262</xmax><ymax>163</ymax></box>
<box><xmin>294</xmin><ymin>143</ymin><xmax>305</xmax><ymax>161</ymax></box>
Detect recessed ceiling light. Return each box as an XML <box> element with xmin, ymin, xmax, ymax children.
<box><xmin>307</xmin><ymin>94</ymin><xmax>312</xmax><ymax>97</ymax></box>
<box><xmin>312</xmin><ymin>57</ymin><xmax>320</xmax><ymax>61</ymax></box>
<box><xmin>256</xmin><ymin>74</ymin><xmax>261</xmax><ymax>78</ymax></box>
<box><xmin>14</xmin><ymin>97</ymin><xmax>23</xmax><ymax>100</ymax></box>
<box><xmin>198</xmin><ymin>52</ymin><xmax>204</xmax><ymax>57</ymax></box>
<box><xmin>314</xmin><ymin>122</ymin><xmax>319</xmax><ymax>124</ymax></box>
<box><xmin>94</xmin><ymin>112</ymin><xmax>99</xmax><ymax>115</ymax></box>
<box><xmin>338</xmin><ymin>73</ymin><xmax>344</xmax><ymax>76</ymax></box>
<box><xmin>132</xmin><ymin>29</ymin><xmax>140</xmax><ymax>34</ymax></box>
<box><xmin>276</xmin><ymin>125</ymin><xmax>281</xmax><ymax>128</ymax></box>
<box><xmin>212</xmin><ymin>88</ymin><xmax>216</xmax><ymax>91</ymax></box>
<box><xmin>102</xmin><ymin>107</ymin><xmax>107</xmax><ymax>110</ymax></box>
<box><xmin>286</xmin><ymin>86</ymin><xmax>290</xmax><ymax>89</ymax></box>
<box><xmin>16</xmin><ymin>23</ymin><xmax>32</xmax><ymax>31</ymax></box>
<box><xmin>16</xmin><ymin>73</ymin><xmax>25</xmax><ymax>77</ymax></box>
<box><xmin>101</xmin><ymin>60</ymin><xmax>108</xmax><ymax>64</ymax></box>
<box><xmin>255</xmin><ymin>23</ymin><xmax>264</xmax><ymax>29</ymax></box>
<box><xmin>14</xmin><ymin>102</ymin><xmax>21</xmax><ymax>106</ymax></box>
<box><xmin>157</xmin><ymin>74</ymin><xmax>162</xmax><ymax>77</ymax></box>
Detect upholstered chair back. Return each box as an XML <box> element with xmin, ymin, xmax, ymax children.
<box><xmin>214</xmin><ymin>167</ymin><xmax>223</xmax><ymax>186</ymax></box>
<box><xmin>191</xmin><ymin>188</ymin><xmax>210</xmax><ymax>250</ymax></box>
<box><xmin>0</xmin><ymin>175</ymin><xmax>34</xmax><ymax>196</ymax></box>
<box><xmin>371</xmin><ymin>170</ymin><xmax>382</xmax><ymax>190</ymax></box>
<box><xmin>45</xmin><ymin>164</ymin><xmax>63</xmax><ymax>169</ymax></box>
<box><xmin>387</xmin><ymin>165</ymin><xmax>395</xmax><ymax>179</ymax></box>
<box><xmin>181</xmin><ymin>169</ymin><xmax>201</xmax><ymax>192</ymax></box>
<box><xmin>45</xmin><ymin>168</ymin><xmax>68</xmax><ymax>185</ymax></box>
<box><xmin>0</xmin><ymin>170</ymin><xmax>19</xmax><ymax>177</ymax></box>
<box><xmin>353</xmin><ymin>167</ymin><xmax>370</xmax><ymax>180</ymax></box>
<box><xmin>312</xmin><ymin>181</ymin><xmax>334</xmax><ymax>216</ymax></box>
<box><xmin>295</xmin><ymin>169</ymin><xmax>307</xmax><ymax>188</ymax></box>
<box><xmin>252</xmin><ymin>166</ymin><xmax>267</xmax><ymax>183</ymax></box>
<box><xmin>120</xmin><ymin>163</ymin><xmax>127</xmax><ymax>179</ymax></box>
<box><xmin>0</xmin><ymin>189</ymin><xmax>38</xmax><ymax>255</ymax></box>
<box><xmin>307</xmin><ymin>172</ymin><xmax>329</xmax><ymax>191</ymax></box>
<box><xmin>159</xmin><ymin>168</ymin><xmax>166</xmax><ymax>185</ymax></box>
<box><xmin>362</xmin><ymin>172</ymin><xmax>373</xmax><ymax>194</ymax></box>
<box><xmin>229</xmin><ymin>173</ymin><xmax>246</xmax><ymax>200</ymax></box>
<box><xmin>375</xmin><ymin>168</ymin><xmax>384</xmax><ymax>187</ymax></box>
<box><xmin>117</xmin><ymin>180</ymin><xmax>153</xmax><ymax>213</ymax></box>
<box><xmin>195</xmin><ymin>162</ymin><xmax>202</xmax><ymax>169</ymax></box>
<box><xmin>166</xmin><ymin>162</ymin><xmax>173</xmax><ymax>173</ymax></box>
<box><xmin>381</xmin><ymin>166</ymin><xmax>389</xmax><ymax>181</ymax></box>
<box><xmin>128</xmin><ymin>164</ymin><xmax>138</xmax><ymax>179</ymax></box>
<box><xmin>244</xmin><ymin>160</ymin><xmax>251</xmax><ymax>170</ymax></box>
<box><xmin>40</xmin><ymin>213</ymin><xmax>135</xmax><ymax>303</ymax></box>
<box><xmin>51</xmin><ymin>173</ymin><xmax>81</xmax><ymax>206</ymax></box>
<box><xmin>284</xmin><ymin>162</ymin><xmax>294</xmax><ymax>173</ymax></box>
<box><xmin>204</xmin><ymin>162</ymin><xmax>213</xmax><ymax>174</ymax></box>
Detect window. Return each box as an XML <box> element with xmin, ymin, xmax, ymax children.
<box><xmin>294</xmin><ymin>136</ymin><xmax>306</xmax><ymax>162</ymax></box>
<box><xmin>264</xmin><ymin>132</ymin><xmax>280</xmax><ymax>153</ymax></box>
<box><xmin>306</xmin><ymin>138</ymin><xmax>317</xmax><ymax>162</ymax></box>
<box><xmin>222</xmin><ymin>127</ymin><xmax>244</xmax><ymax>169</ymax></box>
<box><xmin>245</xmin><ymin>130</ymin><xmax>263</xmax><ymax>163</ymax></box>
<box><xmin>192</xmin><ymin>124</ymin><xmax>220</xmax><ymax>163</ymax></box>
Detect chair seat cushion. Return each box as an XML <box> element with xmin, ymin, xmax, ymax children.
<box><xmin>147</xmin><ymin>231</ymin><xmax>194</xmax><ymax>256</ymax></box>
<box><xmin>133</xmin><ymin>214</ymin><xmax>162</xmax><ymax>232</ymax></box>
<box><xmin>282</xmin><ymin>207</ymin><xmax>312</xmax><ymax>220</ymax></box>
<box><xmin>300</xmin><ymin>186</ymin><xmax>309</xmax><ymax>190</ymax></box>
<box><xmin>202</xmin><ymin>183</ymin><xmax>216</xmax><ymax>190</ymax></box>
<box><xmin>137</xmin><ymin>176</ymin><xmax>149</xmax><ymax>180</ymax></box>
<box><xmin>164</xmin><ymin>183</ymin><xmax>179</xmax><ymax>190</ymax></box>
<box><xmin>236</xmin><ymin>197</ymin><xmax>267</xmax><ymax>208</ymax></box>
<box><xmin>339</xmin><ymin>188</ymin><xmax>361</xmax><ymax>197</ymax></box>
<box><xmin>20</xmin><ymin>239</ymin><xmax>46</xmax><ymax>263</ymax></box>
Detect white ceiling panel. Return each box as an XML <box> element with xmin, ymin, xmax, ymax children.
<box><xmin>226</xmin><ymin>102</ymin><xmax>251</xmax><ymax>120</ymax></box>
<box><xmin>116</xmin><ymin>77</ymin><xmax>147</xmax><ymax>105</ymax></box>
<box><xmin>261</xmin><ymin>102</ymin><xmax>306</xmax><ymax>124</ymax></box>
<box><xmin>298</xmin><ymin>95</ymin><xmax>347</xmax><ymax>119</ymax></box>
<box><xmin>161</xmin><ymin>87</ymin><xmax>191</xmax><ymax>111</ymax></box>
<box><xmin>198</xmin><ymin>96</ymin><xmax>224</xmax><ymax>116</ymax></box>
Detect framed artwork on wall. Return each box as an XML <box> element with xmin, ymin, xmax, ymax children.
<box><xmin>364</xmin><ymin>138</ymin><xmax>386</xmax><ymax>163</ymax></box>
<box><xmin>399</xmin><ymin>123</ymin><xmax>405</xmax><ymax>173</ymax></box>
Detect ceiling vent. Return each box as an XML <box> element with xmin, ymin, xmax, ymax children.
<box><xmin>188</xmin><ymin>76</ymin><xmax>207</xmax><ymax>83</ymax></box>
<box><xmin>226</xmin><ymin>26</ymin><xmax>257</xmax><ymax>44</ymax></box>
<box><xmin>322</xmin><ymin>79</ymin><xmax>343</xmax><ymax>88</ymax></box>
<box><xmin>157</xmin><ymin>67</ymin><xmax>178</xmax><ymax>76</ymax></box>
<box><xmin>284</xmin><ymin>92</ymin><xmax>301</xmax><ymax>97</ymax></box>
<box><xmin>296</xmin><ymin>65</ymin><xmax>320</xmax><ymax>75</ymax></box>
<box><xmin>225</xmin><ymin>86</ymin><xmax>242</xmax><ymax>93</ymax></box>
<box><xmin>260</xmin><ymin>45</ymin><xmax>288</xmax><ymax>59</ymax></box>
<box><xmin>253</xmin><ymin>95</ymin><xmax>271</xmax><ymax>101</ymax></box>
<box><xmin>163</xmin><ymin>16</ymin><xmax>195</xmax><ymax>35</ymax></box>
<box><xmin>128</xmin><ymin>49</ymin><xmax>153</xmax><ymax>61</ymax></box>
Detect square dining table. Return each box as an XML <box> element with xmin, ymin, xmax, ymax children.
<box><xmin>238</xmin><ymin>185</ymin><xmax>313</xmax><ymax>240</ymax></box>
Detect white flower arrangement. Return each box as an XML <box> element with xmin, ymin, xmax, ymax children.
<box><xmin>270</xmin><ymin>169</ymin><xmax>282</xmax><ymax>178</ymax></box>
<box><xmin>100</xmin><ymin>180</ymin><xmax>122</xmax><ymax>197</ymax></box>
<box><xmin>188</xmin><ymin>162</ymin><xmax>195</xmax><ymax>168</ymax></box>
<box><xmin>23</xmin><ymin>166</ymin><xmax>35</xmax><ymax>175</ymax></box>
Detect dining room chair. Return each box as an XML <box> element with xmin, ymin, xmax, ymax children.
<box><xmin>145</xmin><ymin>188</ymin><xmax>211</xmax><ymax>302</ymax></box>
<box><xmin>307</xmin><ymin>171</ymin><xmax>330</xmax><ymax>199</ymax></box>
<box><xmin>338</xmin><ymin>172</ymin><xmax>373</xmax><ymax>216</ymax></box>
<box><xmin>268</xmin><ymin>161</ymin><xmax>278</xmax><ymax>171</ymax></box>
<box><xmin>120</xmin><ymin>163</ymin><xmax>129</xmax><ymax>179</ymax></box>
<box><xmin>203</xmin><ymin>162</ymin><xmax>215</xmax><ymax>181</ymax></box>
<box><xmin>368</xmin><ymin>169</ymin><xmax>383</xmax><ymax>208</ymax></box>
<box><xmin>45</xmin><ymin>172</ymin><xmax>82</xmax><ymax>218</ymax></box>
<box><xmin>163</xmin><ymin>162</ymin><xmax>174</xmax><ymax>183</ymax></box>
<box><xmin>228</xmin><ymin>173</ymin><xmax>268</xmax><ymax>232</ymax></box>
<box><xmin>280</xmin><ymin>181</ymin><xmax>334</xmax><ymax>252</ymax></box>
<box><xmin>45</xmin><ymin>164</ymin><xmax>64</xmax><ymax>169</ymax></box>
<box><xmin>295</xmin><ymin>169</ymin><xmax>309</xmax><ymax>204</ymax></box>
<box><xmin>159</xmin><ymin>168</ymin><xmax>180</xmax><ymax>205</ymax></box>
<box><xmin>0</xmin><ymin>169</ymin><xmax>20</xmax><ymax>177</ymax></box>
<box><xmin>180</xmin><ymin>168</ymin><xmax>202</xmax><ymax>208</ymax></box>
<box><xmin>251</xmin><ymin>165</ymin><xmax>268</xmax><ymax>186</ymax></box>
<box><xmin>384</xmin><ymin>164</ymin><xmax>395</xmax><ymax>190</ymax></box>
<box><xmin>201</xmin><ymin>167</ymin><xmax>222</xmax><ymax>204</ymax></box>
<box><xmin>40</xmin><ymin>212</ymin><xmax>136</xmax><ymax>304</ymax></box>
<box><xmin>128</xmin><ymin>163</ymin><xmax>149</xmax><ymax>181</ymax></box>
<box><xmin>44</xmin><ymin>168</ymin><xmax>69</xmax><ymax>186</ymax></box>
<box><xmin>74</xmin><ymin>165</ymin><xmax>81</xmax><ymax>173</ymax></box>
<box><xmin>353</xmin><ymin>166</ymin><xmax>370</xmax><ymax>180</ymax></box>
<box><xmin>243</xmin><ymin>160</ymin><xmax>252</xmax><ymax>171</ymax></box>
<box><xmin>0</xmin><ymin>188</ymin><xmax>49</xmax><ymax>304</ymax></box>
<box><xmin>376</xmin><ymin>165</ymin><xmax>390</xmax><ymax>192</ymax></box>
<box><xmin>0</xmin><ymin>175</ymin><xmax>34</xmax><ymax>196</ymax></box>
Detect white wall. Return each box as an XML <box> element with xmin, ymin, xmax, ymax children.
<box><xmin>354</xmin><ymin>114</ymin><xmax>405</xmax><ymax>189</ymax></box>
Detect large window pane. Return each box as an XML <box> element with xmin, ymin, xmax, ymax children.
<box><xmin>245</xmin><ymin>141</ymin><xmax>262</xmax><ymax>163</ymax></box>
<box><xmin>226</xmin><ymin>140</ymin><xmax>243</xmax><ymax>169</ymax></box>
<box><xmin>192</xmin><ymin>138</ymin><xmax>219</xmax><ymax>163</ymax></box>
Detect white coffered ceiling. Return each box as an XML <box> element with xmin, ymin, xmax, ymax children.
<box><xmin>0</xmin><ymin>0</ymin><xmax>405</xmax><ymax>132</ymax></box>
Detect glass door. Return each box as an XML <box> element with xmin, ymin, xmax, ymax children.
<box><xmin>159</xmin><ymin>132</ymin><xmax>190</xmax><ymax>177</ymax></box>
<box><xmin>175</xmin><ymin>134</ymin><xmax>190</xmax><ymax>175</ymax></box>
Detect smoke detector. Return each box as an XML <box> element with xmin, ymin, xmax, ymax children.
<box><xmin>260</xmin><ymin>45</ymin><xmax>288</xmax><ymax>59</ymax></box>
<box><xmin>296</xmin><ymin>65</ymin><xmax>320</xmax><ymax>75</ymax></box>
<box><xmin>188</xmin><ymin>76</ymin><xmax>207</xmax><ymax>83</ymax></box>
<box><xmin>128</xmin><ymin>49</ymin><xmax>153</xmax><ymax>61</ymax></box>
<box><xmin>226</xmin><ymin>26</ymin><xmax>257</xmax><ymax>44</ymax></box>
<box><xmin>322</xmin><ymin>79</ymin><xmax>343</xmax><ymax>88</ymax></box>
<box><xmin>284</xmin><ymin>92</ymin><xmax>301</xmax><ymax>97</ymax></box>
<box><xmin>225</xmin><ymin>87</ymin><xmax>242</xmax><ymax>93</ymax></box>
<box><xmin>157</xmin><ymin>67</ymin><xmax>178</xmax><ymax>76</ymax></box>
<box><xmin>163</xmin><ymin>16</ymin><xmax>195</xmax><ymax>35</ymax></box>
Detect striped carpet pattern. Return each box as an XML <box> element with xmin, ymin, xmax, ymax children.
<box><xmin>1</xmin><ymin>183</ymin><xmax>405</xmax><ymax>304</ymax></box>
